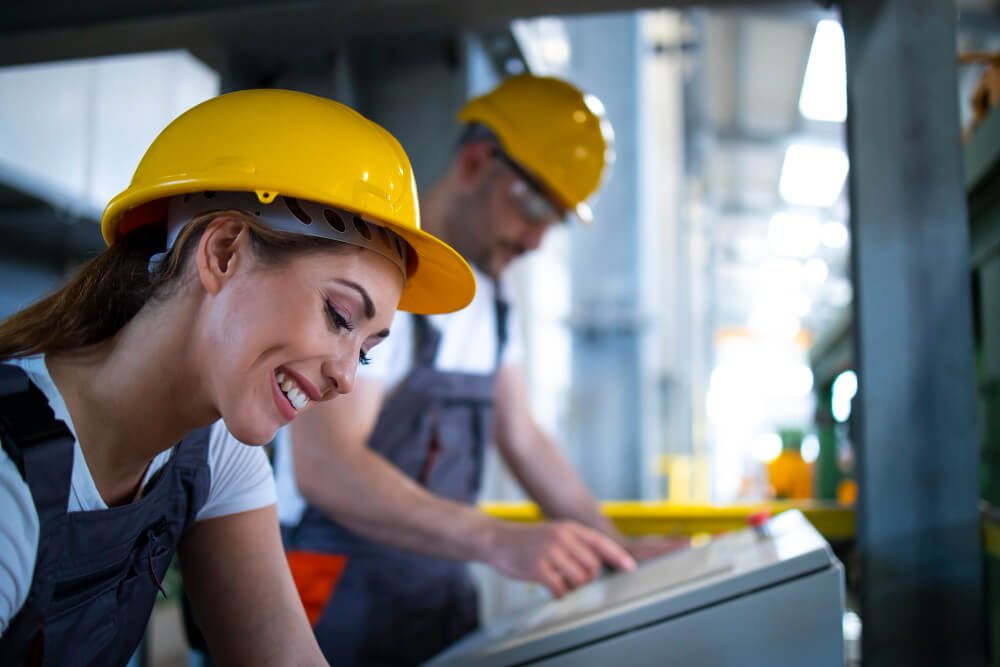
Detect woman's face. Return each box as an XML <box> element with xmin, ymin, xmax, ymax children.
<box><xmin>195</xmin><ymin>220</ymin><xmax>402</xmax><ymax>445</ymax></box>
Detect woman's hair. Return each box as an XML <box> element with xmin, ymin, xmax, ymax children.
<box><xmin>0</xmin><ymin>210</ymin><xmax>352</xmax><ymax>360</ymax></box>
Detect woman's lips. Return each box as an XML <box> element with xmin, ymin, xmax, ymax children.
<box><xmin>271</xmin><ymin>372</ymin><xmax>298</xmax><ymax>422</ymax></box>
<box><xmin>279</xmin><ymin>366</ymin><xmax>323</xmax><ymax>401</ymax></box>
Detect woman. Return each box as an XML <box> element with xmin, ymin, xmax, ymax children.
<box><xmin>0</xmin><ymin>89</ymin><xmax>474</xmax><ymax>666</ymax></box>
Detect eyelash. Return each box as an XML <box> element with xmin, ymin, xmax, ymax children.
<box><xmin>325</xmin><ymin>301</ymin><xmax>371</xmax><ymax>366</ymax></box>
<box><xmin>325</xmin><ymin>301</ymin><xmax>354</xmax><ymax>332</ymax></box>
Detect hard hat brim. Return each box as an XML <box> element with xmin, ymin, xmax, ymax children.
<box><xmin>385</xmin><ymin>223</ymin><xmax>477</xmax><ymax>315</ymax></box>
<box><xmin>103</xmin><ymin>183</ymin><xmax>476</xmax><ymax>316</ymax></box>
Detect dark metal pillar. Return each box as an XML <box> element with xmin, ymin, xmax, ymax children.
<box><xmin>841</xmin><ymin>1</ymin><xmax>985</xmax><ymax>664</ymax></box>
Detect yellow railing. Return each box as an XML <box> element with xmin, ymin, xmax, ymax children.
<box><xmin>479</xmin><ymin>501</ymin><xmax>856</xmax><ymax>542</ymax></box>
<box><xmin>986</xmin><ymin>510</ymin><xmax>1000</xmax><ymax>559</ymax></box>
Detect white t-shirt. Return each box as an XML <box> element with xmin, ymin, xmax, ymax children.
<box><xmin>0</xmin><ymin>355</ymin><xmax>276</xmax><ymax>635</ymax></box>
<box><xmin>274</xmin><ymin>267</ymin><xmax>521</xmax><ymax>526</ymax></box>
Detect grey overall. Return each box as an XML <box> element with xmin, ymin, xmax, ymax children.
<box><xmin>285</xmin><ymin>299</ymin><xmax>508</xmax><ymax>666</ymax></box>
<box><xmin>0</xmin><ymin>364</ymin><xmax>211</xmax><ymax>667</ymax></box>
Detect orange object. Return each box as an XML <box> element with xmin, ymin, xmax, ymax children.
<box><xmin>768</xmin><ymin>450</ymin><xmax>813</xmax><ymax>500</ymax></box>
<box><xmin>286</xmin><ymin>551</ymin><xmax>348</xmax><ymax>626</ymax></box>
<box><xmin>836</xmin><ymin>479</ymin><xmax>858</xmax><ymax>506</ymax></box>
<box><xmin>959</xmin><ymin>52</ymin><xmax>1000</xmax><ymax>141</ymax></box>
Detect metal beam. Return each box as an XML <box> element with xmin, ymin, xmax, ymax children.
<box><xmin>841</xmin><ymin>1</ymin><xmax>985</xmax><ymax>665</ymax></box>
<box><xmin>0</xmin><ymin>0</ymin><xmax>806</xmax><ymax>68</ymax></box>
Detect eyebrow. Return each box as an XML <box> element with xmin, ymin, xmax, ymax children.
<box><xmin>334</xmin><ymin>279</ymin><xmax>375</xmax><ymax>319</ymax></box>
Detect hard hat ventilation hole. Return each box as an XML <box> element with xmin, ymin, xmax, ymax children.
<box><xmin>323</xmin><ymin>209</ymin><xmax>346</xmax><ymax>232</ymax></box>
<box><xmin>377</xmin><ymin>225</ymin><xmax>393</xmax><ymax>248</ymax></box>
<box><xmin>283</xmin><ymin>197</ymin><xmax>312</xmax><ymax>225</ymax></box>
<box><xmin>353</xmin><ymin>216</ymin><xmax>373</xmax><ymax>240</ymax></box>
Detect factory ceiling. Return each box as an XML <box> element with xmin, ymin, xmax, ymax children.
<box><xmin>0</xmin><ymin>0</ymin><xmax>804</xmax><ymax>68</ymax></box>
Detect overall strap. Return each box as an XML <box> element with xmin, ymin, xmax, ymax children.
<box><xmin>411</xmin><ymin>314</ymin><xmax>442</xmax><ymax>368</ymax></box>
<box><xmin>0</xmin><ymin>365</ymin><xmax>74</xmax><ymax>666</ymax></box>
<box><xmin>411</xmin><ymin>281</ymin><xmax>511</xmax><ymax>371</ymax></box>
<box><xmin>493</xmin><ymin>287</ymin><xmax>509</xmax><ymax>367</ymax></box>
<box><xmin>0</xmin><ymin>364</ymin><xmax>74</xmax><ymax>523</ymax></box>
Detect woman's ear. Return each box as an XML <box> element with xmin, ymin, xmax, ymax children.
<box><xmin>195</xmin><ymin>215</ymin><xmax>250</xmax><ymax>295</ymax></box>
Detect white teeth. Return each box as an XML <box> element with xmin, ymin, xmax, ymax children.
<box><xmin>276</xmin><ymin>370</ymin><xmax>311</xmax><ymax>412</ymax></box>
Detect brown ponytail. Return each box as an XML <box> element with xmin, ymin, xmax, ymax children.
<box><xmin>0</xmin><ymin>211</ymin><xmax>352</xmax><ymax>360</ymax></box>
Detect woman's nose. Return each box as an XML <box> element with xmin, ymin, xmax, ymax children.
<box><xmin>323</xmin><ymin>356</ymin><xmax>357</xmax><ymax>397</ymax></box>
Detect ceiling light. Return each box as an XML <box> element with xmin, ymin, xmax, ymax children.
<box><xmin>749</xmin><ymin>308</ymin><xmax>802</xmax><ymax>340</ymax></box>
<box><xmin>821</xmin><ymin>221</ymin><xmax>849</xmax><ymax>249</ymax></box>
<box><xmin>779</xmin><ymin>143</ymin><xmax>849</xmax><ymax>207</ymax></box>
<box><xmin>832</xmin><ymin>370</ymin><xmax>858</xmax><ymax>422</ymax></box>
<box><xmin>804</xmin><ymin>257</ymin><xmax>829</xmax><ymax>286</ymax></box>
<box><xmin>799</xmin><ymin>20</ymin><xmax>847</xmax><ymax>123</ymax></box>
<box><xmin>768</xmin><ymin>211</ymin><xmax>821</xmax><ymax>257</ymax></box>
<box><xmin>801</xmin><ymin>434</ymin><xmax>820</xmax><ymax>463</ymax></box>
<box><xmin>753</xmin><ymin>433</ymin><xmax>783</xmax><ymax>463</ymax></box>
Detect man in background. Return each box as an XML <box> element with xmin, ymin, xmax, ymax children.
<box><xmin>277</xmin><ymin>74</ymin><xmax>685</xmax><ymax>666</ymax></box>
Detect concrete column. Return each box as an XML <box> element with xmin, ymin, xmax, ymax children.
<box><xmin>842</xmin><ymin>1</ymin><xmax>984</xmax><ymax>663</ymax></box>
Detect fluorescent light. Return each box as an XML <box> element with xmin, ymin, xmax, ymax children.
<box><xmin>749</xmin><ymin>308</ymin><xmax>801</xmax><ymax>339</ymax></box>
<box><xmin>768</xmin><ymin>211</ymin><xmax>821</xmax><ymax>257</ymax></box>
<box><xmin>760</xmin><ymin>257</ymin><xmax>805</xmax><ymax>287</ymax></box>
<box><xmin>753</xmin><ymin>433</ymin><xmax>783</xmax><ymax>463</ymax></box>
<box><xmin>801</xmin><ymin>434</ymin><xmax>820</xmax><ymax>463</ymax></box>
<box><xmin>512</xmin><ymin>17</ymin><xmax>570</xmax><ymax>75</ymax></box>
<box><xmin>799</xmin><ymin>20</ymin><xmax>847</xmax><ymax>123</ymax></box>
<box><xmin>827</xmin><ymin>277</ymin><xmax>853</xmax><ymax>307</ymax></box>
<box><xmin>821</xmin><ymin>221</ymin><xmax>849</xmax><ymax>249</ymax></box>
<box><xmin>785</xmin><ymin>364</ymin><xmax>815</xmax><ymax>396</ymax></box>
<box><xmin>832</xmin><ymin>369</ymin><xmax>858</xmax><ymax>422</ymax></box>
<box><xmin>804</xmin><ymin>257</ymin><xmax>829</xmax><ymax>286</ymax></box>
<box><xmin>779</xmin><ymin>143</ymin><xmax>849</xmax><ymax>207</ymax></box>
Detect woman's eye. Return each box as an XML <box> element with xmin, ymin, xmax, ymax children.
<box><xmin>325</xmin><ymin>301</ymin><xmax>354</xmax><ymax>332</ymax></box>
<box><xmin>359</xmin><ymin>350</ymin><xmax>372</xmax><ymax>366</ymax></box>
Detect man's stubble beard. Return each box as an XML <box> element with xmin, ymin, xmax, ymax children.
<box><xmin>443</xmin><ymin>185</ymin><xmax>501</xmax><ymax>281</ymax></box>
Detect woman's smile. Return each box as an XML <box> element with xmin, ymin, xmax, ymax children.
<box><xmin>272</xmin><ymin>366</ymin><xmax>325</xmax><ymax>422</ymax></box>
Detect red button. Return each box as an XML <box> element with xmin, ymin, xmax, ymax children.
<box><xmin>747</xmin><ymin>510</ymin><xmax>771</xmax><ymax>528</ymax></box>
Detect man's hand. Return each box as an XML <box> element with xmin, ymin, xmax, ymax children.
<box><xmin>622</xmin><ymin>534</ymin><xmax>690</xmax><ymax>562</ymax></box>
<box><xmin>485</xmin><ymin>520</ymin><xmax>636</xmax><ymax>598</ymax></box>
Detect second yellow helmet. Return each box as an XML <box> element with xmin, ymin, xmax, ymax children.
<box><xmin>457</xmin><ymin>74</ymin><xmax>614</xmax><ymax>223</ymax></box>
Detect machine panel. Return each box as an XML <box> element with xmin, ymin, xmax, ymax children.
<box><xmin>427</xmin><ymin>510</ymin><xmax>844</xmax><ymax>666</ymax></box>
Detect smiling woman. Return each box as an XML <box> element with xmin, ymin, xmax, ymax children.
<box><xmin>0</xmin><ymin>89</ymin><xmax>474</xmax><ymax>666</ymax></box>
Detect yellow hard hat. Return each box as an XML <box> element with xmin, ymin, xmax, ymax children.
<box><xmin>102</xmin><ymin>88</ymin><xmax>475</xmax><ymax>315</ymax></box>
<box><xmin>457</xmin><ymin>74</ymin><xmax>613</xmax><ymax>223</ymax></box>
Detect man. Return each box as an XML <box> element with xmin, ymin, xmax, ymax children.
<box><xmin>276</xmin><ymin>74</ymin><xmax>683</xmax><ymax>666</ymax></box>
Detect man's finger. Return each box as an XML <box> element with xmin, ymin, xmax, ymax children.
<box><xmin>577</xmin><ymin>528</ymin><xmax>636</xmax><ymax>571</ymax></box>
<box><xmin>559</xmin><ymin>531</ymin><xmax>603</xmax><ymax>579</ymax></box>
<box><xmin>547</xmin><ymin>547</ymin><xmax>592</xmax><ymax>588</ymax></box>
<box><xmin>539</xmin><ymin>560</ymin><xmax>568</xmax><ymax>598</ymax></box>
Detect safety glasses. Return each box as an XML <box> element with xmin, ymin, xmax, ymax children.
<box><xmin>491</xmin><ymin>149</ymin><xmax>567</xmax><ymax>226</ymax></box>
